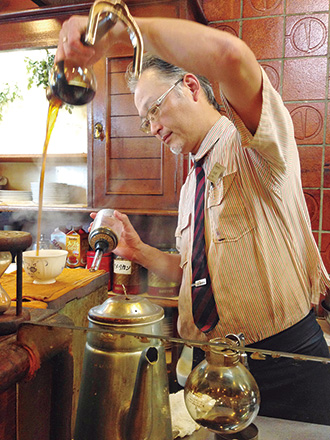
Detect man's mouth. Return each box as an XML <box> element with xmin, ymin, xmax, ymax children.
<box><xmin>162</xmin><ymin>133</ymin><xmax>171</xmax><ymax>144</ymax></box>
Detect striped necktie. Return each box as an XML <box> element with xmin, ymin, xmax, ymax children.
<box><xmin>191</xmin><ymin>159</ymin><xmax>219</xmax><ymax>333</ymax></box>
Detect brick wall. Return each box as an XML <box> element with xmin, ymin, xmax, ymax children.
<box><xmin>202</xmin><ymin>0</ymin><xmax>330</xmax><ymax>272</ymax></box>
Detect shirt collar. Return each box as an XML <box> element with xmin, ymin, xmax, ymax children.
<box><xmin>192</xmin><ymin>117</ymin><xmax>224</xmax><ymax>163</ymax></box>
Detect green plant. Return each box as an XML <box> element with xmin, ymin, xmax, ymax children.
<box><xmin>25</xmin><ymin>49</ymin><xmax>73</xmax><ymax>113</ymax></box>
<box><xmin>25</xmin><ymin>49</ymin><xmax>55</xmax><ymax>90</ymax></box>
<box><xmin>0</xmin><ymin>83</ymin><xmax>22</xmax><ymax>121</ymax></box>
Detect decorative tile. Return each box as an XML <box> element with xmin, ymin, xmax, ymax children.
<box><xmin>243</xmin><ymin>0</ymin><xmax>284</xmax><ymax>18</ymax></box>
<box><xmin>285</xmin><ymin>103</ymin><xmax>325</xmax><ymax>145</ymax></box>
<box><xmin>242</xmin><ymin>17</ymin><xmax>284</xmax><ymax>60</ymax></box>
<box><xmin>298</xmin><ymin>146</ymin><xmax>323</xmax><ymax>188</ymax></box>
<box><xmin>259</xmin><ymin>60</ymin><xmax>282</xmax><ymax>92</ymax></box>
<box><xmin>283</xmin><ymin>58</ymin><xmax>327</xmax><ymax>101</ymax></box>
<box><xmin>286</xmin><ymin>0</ymin><xmax>330</xmax><ymax>14</ymax></box>
<box><xmin>202</xmin><ymin>0</ymin><xmax>241</xmax><ymax>21</ymax></box>
<box><xmin>322</xmin><ymin>190</ymin><xmax>330</xmax><ymax>231</ymax></box>
<box><xmin>209</xmin><ymin>21</ymin><xmax>240</xmax><ymax>38</ymax></box>
<box><xmin>320</xmin><ymin>233</ymin><xmax>330</xmax><ymax>273</ymax></box>
<box><xmin>285</xmin><ymin>14</ymin><xmax>328</xmax><ymax>57</ymax></box>
<box><xmin>303</xmin><ymin>189</ymin><xmax>320</xmax><ymax>230</ymax></box>
<box><xmin>324</xmin><ymin>147</ymin><xmax>330</xmax><ymax>188</ymax></box>
<box><xmin>327</xmin><ymin>104</ymin><xmax>330</xmax><ymax>144</ymax></box>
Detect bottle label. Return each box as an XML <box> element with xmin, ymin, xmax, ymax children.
<box><xmin>114</xmin><ymin>259</ymin><xmax>132</xmax><ymax>275</ymax></box>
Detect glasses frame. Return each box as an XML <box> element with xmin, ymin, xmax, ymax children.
<box><xmin>140</xmin><ymin>78</ymin><xmax>183</xmax><ymax>134</ymax></box>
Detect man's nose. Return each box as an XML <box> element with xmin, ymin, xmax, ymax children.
<box><xmin>150</xmin><ymin>119</ymin><xmax>162</xmax><ymax>137</ymax></box>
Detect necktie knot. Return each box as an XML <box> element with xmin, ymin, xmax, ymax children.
<box><xmin>194</xmin><ymin>158</ymin><xmax>204</xmax><ymax>169</ymax></box>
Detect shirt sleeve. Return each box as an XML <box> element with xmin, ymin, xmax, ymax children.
<box><xmin>220</xmin><ymin>67</ymin><xmax>298</xmax><ymax>192</ymax></box>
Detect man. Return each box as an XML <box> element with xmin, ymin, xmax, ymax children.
<box><xmin>56</xmin><ymin>15</ymin><xmax>330</xmax><ymax>424</ymax></box>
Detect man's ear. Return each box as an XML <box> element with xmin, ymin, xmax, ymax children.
<box><xmin>182</xmin><ymin>73</ymin><xmax>200</xmax><ymax>101</ymax></box>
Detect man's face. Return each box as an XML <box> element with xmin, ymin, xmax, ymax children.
<box><xmin>134</xmin><ymin>70</ymin><xmax>199</xmax><ymax>155</ymax></box>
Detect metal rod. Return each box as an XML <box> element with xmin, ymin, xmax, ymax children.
<box><xmin>16</xmin><ymin>250</ymin><xmax>23</xmax><ymax>316</ymax></box>
<box><xmin>25</xmin><ymin>321</ymin><xmax>330</xmax><ymax>365</ymax></box>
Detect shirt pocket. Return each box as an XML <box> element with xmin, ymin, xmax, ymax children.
<box><xmin>175</xmin><ymin>212</ymin><xmax>191</xmax><ymax>269</ymax></box>
<box><xmin>207</xmin><ymin>171</ymin><xmax>255</xmax><ymax>243</ymax></box>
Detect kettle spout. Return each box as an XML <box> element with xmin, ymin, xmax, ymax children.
<box><xmin>124</xmin><ymin>346</ymin><xmax>158</xmax><ymax>440</ymax></box>
<box><xmin>85</xmin><ymin>0</ymin><xmax>143</xmax><ymax>78</ymax></box>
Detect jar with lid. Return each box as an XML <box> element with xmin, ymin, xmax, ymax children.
<box><xmin>148</xmin><ymin>248</ymin><xmax>180</xmax><ymax>297</ymax></box>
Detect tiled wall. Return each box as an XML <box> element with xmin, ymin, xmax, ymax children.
<box><xmin>203</xmin><ymin>0</ymin><xmax>330</xmax><ymax>272</ymax></box>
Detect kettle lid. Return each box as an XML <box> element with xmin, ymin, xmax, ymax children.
<box><xmin>88</xmin><ymin>295</ymin><xmax>164</xmax><ymax>325</ymax></box>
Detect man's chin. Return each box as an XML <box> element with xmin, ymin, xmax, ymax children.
<box><xmin>170</xmin><ymin>144</ymin><xmax>183</xmax><ymax>155</ymax></box>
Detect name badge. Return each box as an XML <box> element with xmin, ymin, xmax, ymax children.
<box><xmin>207</xmin><ymin>163</ymin><xmax>226</xmax><ymax>185</ymax></box>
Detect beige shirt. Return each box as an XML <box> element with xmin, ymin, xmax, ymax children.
<box><xmin>175</xmin><ymin>68</ymin><xmax>330</xmax><ymax>344</ymax></box>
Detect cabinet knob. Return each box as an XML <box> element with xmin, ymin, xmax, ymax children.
<box><xmin>94</xmin><ymin>122</ymin><xmax>104</xmax><ymax>140</ymax></box>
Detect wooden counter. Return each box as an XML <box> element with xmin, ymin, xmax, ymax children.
<box><xmin>0</xmin><ymin>269</ymin><xmax>110</xmax><ymax>440</ymax></box>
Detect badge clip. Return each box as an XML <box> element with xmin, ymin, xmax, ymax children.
<box><xmin>192</xmin><ymin>278</ymin><xmax>207</xmax><ymax>288</ymax></box>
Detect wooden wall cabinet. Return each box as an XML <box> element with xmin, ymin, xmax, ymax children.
<box><xmin>89</xmin><ymin>0</ymin><xmax>206</xmax><ymax>214</ymax></box>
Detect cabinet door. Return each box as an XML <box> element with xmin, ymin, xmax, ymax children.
<box><xmin>89</xmin><ymin>0</ymin><xmax>206</xmax><ymax>214</ymax></box>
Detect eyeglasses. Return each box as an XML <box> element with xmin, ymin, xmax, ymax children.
<box><xmin>140</xmin><ymin>78</ymin><xmax>183</xmax><ymax>134</ymax></box>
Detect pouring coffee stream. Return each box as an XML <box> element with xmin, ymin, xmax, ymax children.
<box><xmin>38</xmin><ymin>0</ymin><xmax>143</xmax><ymax>256</ymax></box>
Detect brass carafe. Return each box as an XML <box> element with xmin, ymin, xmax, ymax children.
<box><xmin>48</xmin><ymin>0</ymin><xmax>143</xmax><ymax>105</ymax></box>
<box><xmin>74</xmin><ymin>295</ymin><xmax>172</xmax><ymax>440</ymax></box>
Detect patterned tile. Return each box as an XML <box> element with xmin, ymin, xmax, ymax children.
<box><xmin>283</xmin><ymin>58</ymin><xmax>327</xmax><ymax>101</ymax></box>
<box><xmin>320</xmin><ymin>232</ymin><xmax>330</xmax><ymax>273</ymax></box>
<box><xmin>285</xmin><ymin>14</ymin><xmax>328</xmax><ymax>57</ymax></box>
<box><xmin>202</xmin><ymin>0</ymin><xmax>241</xmax><ymax>21</ymax></box>
<box><xmin>286</xmin><ymin>102</ymin><xmax>325</xmax><ymax>145</ymax></box>
<box><xmin>286</xmin><ymin>0</ymin><xmax>330</xmax><ymax>14</ymax></box>
<box><xmin>324</xmin><ymin>147</ymin><xmax>330</xmax><ymax>188</ymax></box>
<box><xmin>322</xmin><ymin>190</ymin><xmax>330</xmax><ymax>231</ymax></box>
<box><xmin>242</xmin><ymin>16</ymin><xmax>284</xmax><ymax>60</ymax></box>
<box><xmin>298</xmin><ymin>146</ymin><xmax>323</xmax><ymax>188</ymax></box>
<box><xmin>259</xmin><ymin>60</ymin><xmax>282</xmax><ymax>92</ymax></box>
<box><xmin>243</xmin><ymin>0</ymin><xmax>284</xmax><ymax>18</ymax></box>
<box><xmin>304</xmin><ymin>189</ymin><xmax>321</xmax><ymax>230</ymax></box>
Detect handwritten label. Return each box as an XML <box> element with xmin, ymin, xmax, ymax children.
<box><xmin>114</xmin><ymin>259</ymin><xmax>132</xmax><ymax>275</ymax></box>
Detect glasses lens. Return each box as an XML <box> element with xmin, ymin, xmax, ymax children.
<box><xmin>140</xmin><ymin>119</ymin><xmax>151</xmax><ymax>134</ymax></box>
<box><xmin>148</xmin><ymin>104</ymin><xmax>159</xmax><ymax>120</ymax></box>
<box><xmin>140</xmin><ymin>105</ymin><xmax>160</xmax><ymax>134</ymax></box>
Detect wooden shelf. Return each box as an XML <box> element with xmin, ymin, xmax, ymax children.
<box><xmin>0</xmin><ymin>204</ymin><xmax>91</xmax><ymax>213</ymax></box>
<box><xmin>0</xmin><ymin>154</ymin><xmax>87</xmax><ymax>163</ymax></box>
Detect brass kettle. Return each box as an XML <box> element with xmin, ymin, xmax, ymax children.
<box><xmin>74</xmin><ymin>295</ymin><xmax>172</xmax><ymax>440</ymax></box>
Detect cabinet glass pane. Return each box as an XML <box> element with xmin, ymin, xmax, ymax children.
<box><xmin>0</xmin><ymin>48</ymin><xmax>87</xmax><ymax>155</ymax></box>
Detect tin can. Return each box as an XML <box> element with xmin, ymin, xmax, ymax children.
<box><xmin>148</xmin><ymin>248</ymin><xmax>180</xmax><ymax>297</ymax></box>
<box><xmin>87</xmin><ymin>251</ymin><xmax>112</xmax><ymax>290</ymax></box>
<box><xmin>112</xmin><ymin>255</ymin><xmax>140</xmax><ymax>295</ymax></box>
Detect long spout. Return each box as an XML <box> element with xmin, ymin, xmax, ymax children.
<box><xmin>84</xmin><ymin>0</ymin><xmax>143</xmax><ymax>78</ymax></box>
<box><xmin>124</xmin><ymin>346</ymin><xmax>158</xmax><ymax>440</ymax></box>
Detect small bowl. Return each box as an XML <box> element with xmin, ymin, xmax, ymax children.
<box><xmin>23</xmin><ymin>249</ymin><xmax>68</xmax><ymax>284</ymax></box>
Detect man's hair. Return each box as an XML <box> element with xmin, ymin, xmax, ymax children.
<box><xmin>126</xmin><ymin>53</ymin><xmax>221</xmax><ymax>112</ymax></box>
